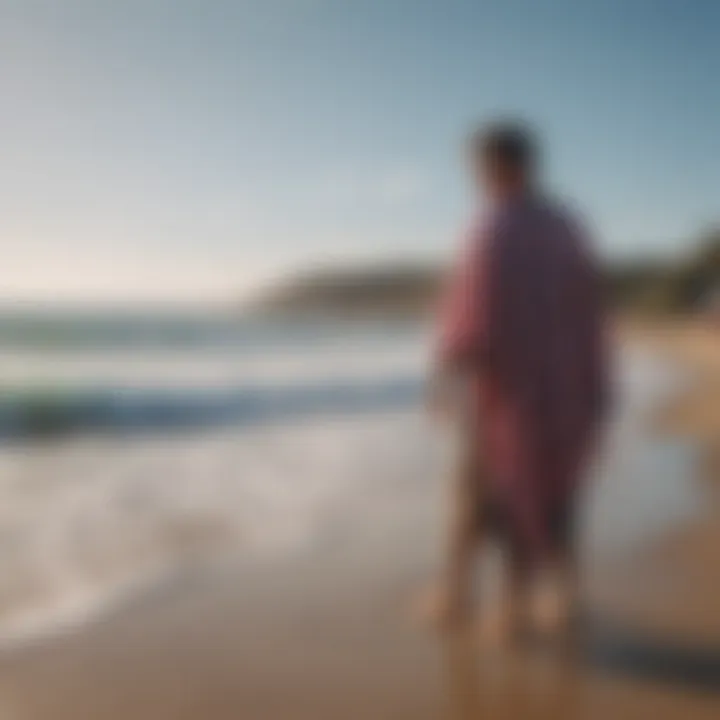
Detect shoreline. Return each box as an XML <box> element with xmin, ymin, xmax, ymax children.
<box><xmin>611</xmin><ymin>319</ymin><xmax>720</xmax><ymax>640</ymax></box>
<box><xmin>625</xmin><ymin>319</ymin><xmax>720</xmax><ymax>477</ymax></box>
<box><xmin>0</xmin><ymin>325</ymin><xmax>717</xmax><ymax>718</ymax></box>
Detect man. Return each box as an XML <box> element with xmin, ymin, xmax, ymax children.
<box><xmin>428</xmin><ymin>121</ymin><xmax>609</xmax><ymax>642</ymax></box>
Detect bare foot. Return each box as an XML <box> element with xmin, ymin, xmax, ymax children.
<box><xmin>531</xmin><ymin>579</ymin><xmax>575</xmax><ymax>638</ymax></box>
<box><xmin>412</xmin><ymin>585</ymin><xmax>473</xmax><ymax>631</ymax></box>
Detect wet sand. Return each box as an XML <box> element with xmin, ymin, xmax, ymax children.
<box><xmin>0</xmin><ymin>331</ymin><xmax>718</xmax><ymax>719</ymax></box>
<box><xmin>0</xmin><ymin>555</ymin><xmax>718</xmax><ymax>720</ymax></box>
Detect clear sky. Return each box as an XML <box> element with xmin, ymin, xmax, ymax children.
<box><xmin>1</xmin><ymin>0</ymin><xmax>718</xmax><ymax>302</ymax></box>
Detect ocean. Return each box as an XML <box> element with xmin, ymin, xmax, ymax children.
<box><xmin>0</xmin><ymin>310</ymin><xmax>698</xmax><ymax>645</ymax></box>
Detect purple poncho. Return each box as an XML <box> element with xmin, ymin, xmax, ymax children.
<box><xmin>437</xmin><ymin>193</ymin><xmax>609</xmax><ymax>557</ymax></box>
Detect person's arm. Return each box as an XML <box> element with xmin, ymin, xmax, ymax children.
<box><xmin>436</xmin><ymin>236</ymin><xmax>483</xmax><ymax>371</ymax></box>
<box><xmin>430</xmin><ymin>224</ymin><xmax>496</xmax><ymax>417</ymax></box>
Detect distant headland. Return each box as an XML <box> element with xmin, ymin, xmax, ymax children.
<box><xmin>249</xmin><ymin>229</ymin><xmax>719</xmax><ymax>319</ymax></box>
<box><xmin>248</xmin><ymin>262</ymin><xmax>445</xmax><ymax>319</ymax></box>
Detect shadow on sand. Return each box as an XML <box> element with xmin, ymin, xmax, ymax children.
<box><xmin>584</xmin><ymin>614</ymin><xmax>720</xmax><ymax>694</ymax></box>
<box><xmin>438</xmin><ymin>618</ymin><xmax>720</xmax><ymax>720</ymax></box>
<box><xmin>440</xmin><ymin>614</ymin><xmax>719</xmax><ymax>720</ymax></box>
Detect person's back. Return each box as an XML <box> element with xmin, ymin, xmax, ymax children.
<box><xmin>486</xmin><ymin>196</ymin><xmax>606</xmax><ymax>512</ymax></box>
<box><xmin>425</xmin><ymin>121</ymin><xmax>608</xmax><ymax>642</ymax></box>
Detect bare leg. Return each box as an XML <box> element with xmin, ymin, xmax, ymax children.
<box><xmin>533</xmin><ymin>544</ymin><xmax>580</xmax><ymax>638</ymax></box>
<box><xmin>419</xmin><ymin>437</ymin><xmax>483</xmax><ymax>630</ymax></box>
<box><xmin>481</xmin><ymin>542</ymin><xmax>530</xmax><ymax>647</ymax></box>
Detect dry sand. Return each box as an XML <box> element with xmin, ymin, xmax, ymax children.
<box><xmin>0</xmin><ymin>323</ymin><xmax>718</xmax><ymax>719</ymax></box>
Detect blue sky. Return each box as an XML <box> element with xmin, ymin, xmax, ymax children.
<box><xmin>1</xmin><ymin>0</ymin><xmax>718</xmax><ymax>302</ymax></box>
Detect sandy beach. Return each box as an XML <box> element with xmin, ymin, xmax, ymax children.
<box><xmin>1</xmin><ymin>0</ymin><xmax>716</xmax><ymax>715</ymax></box>
<box><xmin>0</xmin><ymin>325</ymin><xmax>717</xmax><ymax>719</ymax></box>
<box><xmin>614</xmin><ymin>320</ymin><xmax>720</xmax><ymax>638</ymax></box>
<box><xmin>631</xmin><ymin>320</ymin><xmax>720</xmax><ymax>478</ymax></box>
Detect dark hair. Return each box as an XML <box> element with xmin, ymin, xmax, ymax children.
<box><xmin>471</xmin><ymin>121</ymin><xmax>539</xmax><ymax>173</ymax></box>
